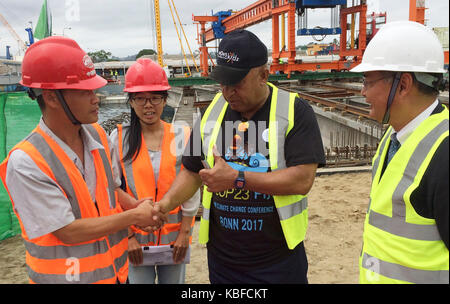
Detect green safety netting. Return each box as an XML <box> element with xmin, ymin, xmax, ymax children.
<box><xmin>0</xmin><ymin>92</ymin><xmax>41</xmax><ymax>241</ymax></box>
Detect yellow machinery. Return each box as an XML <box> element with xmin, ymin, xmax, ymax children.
<box><xmin>154</xmin><ymin>0</ymin><xmax>164</xmax><ymax>67</ymax></box>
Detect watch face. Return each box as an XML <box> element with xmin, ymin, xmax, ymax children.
<box><xmin>235</xmin><ymin>180</ymin><xmax>245</xmax><ymax>189</ymax></box>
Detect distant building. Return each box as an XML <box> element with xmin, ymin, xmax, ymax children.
<box><xmin>433</xmin><ymin>27</ymin><xmax>449</xmax><ymax>49</ymax></box>
<box><xmin>432</xmin><ymin>27</ymin><xmax>449</xmax><ymax>68</ymax></box>
<box><xmin>0</xmin><ymin>59</ymin><xmax>23</xmax><ymax>91</ymax></box>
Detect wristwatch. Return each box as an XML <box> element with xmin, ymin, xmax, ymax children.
<box><xmin>234</xmin><ymin>170</ymin><xmax>246</xmax><ymax>189</ymax></box>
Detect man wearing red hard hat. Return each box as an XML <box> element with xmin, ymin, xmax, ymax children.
<box><xmin>0</xmin><ymin>36</ymin><xmax>165</xmax><ymax>284</ymax></box>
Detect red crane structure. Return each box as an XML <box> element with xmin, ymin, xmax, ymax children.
<box><xmin>409</xmin><ymin>0</ymin><xmax>426</xmax><ymax>25</ymax></box>
<box><xmin>193</xmin><ymin>0</ymin><xmax>368</xmax><ymax>77</ymax></box>
<box><xmin>408</xmin><ymin>0</ymin><xmax>448</xmax><ymax>67</ymax></box>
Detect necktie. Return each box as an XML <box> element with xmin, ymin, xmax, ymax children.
<box><xmin>386</xmin><ymin>133</ymin><xmax>401</xmax><ymax>165</ymax></box>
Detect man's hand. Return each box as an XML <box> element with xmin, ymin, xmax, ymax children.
<box><xmin>135</xmin><ymin>196</ymin><xmax>154</xmax><ymax>207</ymax></box>
<box><xmin>116</xmin><ymin>188</ymin><xmax>151</xmax><ymax>211</ymax></box>
<box><xmin>198</xmin><ymin>147</ymin><xmax>238</xmax><ymax>193</ymax></box>
<box><xmin>133</xmin><ymin>199</ymin><xmax>167</xmax><ymax>230</ymax></box>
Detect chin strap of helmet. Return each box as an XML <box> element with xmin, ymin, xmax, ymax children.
<box><xmin>27</xmin><ymin>88</ymin><xmax>39</xmax><ymax>100</ymax></box>
<box><xmin>382</xmin><ymin>72</ymin><xmax>402</xmax><ymax>125</ymax></box>
<box><xmin>54</xmin><ymin>90</ymin><xmax>82</xmax><ymax>125</ymax></box>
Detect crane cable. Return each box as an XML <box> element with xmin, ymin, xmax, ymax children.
<box><xmin>167</xmin><ymin>0</ymin><xmax>199</xmax><ymax>76</ymax></box>
<box><xmin>147</xmin><ymin>0</ymin><xmax>157</xmax><ymax>55</ymax></box>
<box><xmin>170</xmin><ymin>0</ymin><xmax>199</xmax><ymax>73</ymax></box>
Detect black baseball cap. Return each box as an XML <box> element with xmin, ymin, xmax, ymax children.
<box><xmin>209</xmin><ymin>29</ymin><xmax>268</xmax><ymax>86</ymax></box>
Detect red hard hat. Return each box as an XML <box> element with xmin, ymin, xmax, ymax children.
<box><xmin>20</xmin><ymin>36</ymin><xmax>107</xmax><ymax>90</ymax></box>
<box><xmin>124</xmin><ymin>58</ymin><xmax>171</xmax><ymax>92</ymax></box>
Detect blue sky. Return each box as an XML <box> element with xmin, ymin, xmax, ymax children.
<box><xmin>0</xmin><ymin>0</ymin><xmax>448</xmax><ymax>58</ymax></box>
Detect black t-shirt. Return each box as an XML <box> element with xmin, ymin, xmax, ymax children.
<box><xmin>182</xmin><ymin>86</ymin><xmax>326</xmax><ymax>270</ymax></box>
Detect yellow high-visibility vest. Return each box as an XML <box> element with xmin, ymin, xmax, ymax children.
<box><xmin>198</xmin><ymin>82</ymin><xmax>308</xmax><ymax>249</ymax></box>
<box><xmin>360</xmin><ymin>105</ymin><xmax>449</xmax><ymax>284</ymax></box>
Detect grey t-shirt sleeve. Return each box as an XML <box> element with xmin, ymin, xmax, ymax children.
<box><xmin>5</xmin><ymin>149</ymin><xmax>76</xmax><ymax>240</ymax></box>
<box><xmin>181</xmin><ymin>189</ymin><xmax>201</xmax><ymax>217</ymax></box>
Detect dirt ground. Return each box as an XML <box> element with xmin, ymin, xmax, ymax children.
<box><xmin>0</xmin><ymin>172</ymin><xmax>371</xmax><ymax>284</ymax></box>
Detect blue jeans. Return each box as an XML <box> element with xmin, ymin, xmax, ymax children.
<box><xmin>128</xmin><ymin>263</ymin><xmax>186</xmax><ymax>284</ymax></box>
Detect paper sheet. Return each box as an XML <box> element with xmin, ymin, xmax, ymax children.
<box><xmin>139</xmin><ymin>245</ymin><xmax>191</xmax><ymax>266</ymax></box>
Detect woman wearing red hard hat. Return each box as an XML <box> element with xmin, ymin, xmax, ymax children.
<box><xmin>110</xmin><ymin>58</ymin><xmax>200</xmax><ymax>284</ymax></box>
<box><xmin>0</xmin><ymin>37</ymin><xmax>165</xmax><ymax>284</ymax></box>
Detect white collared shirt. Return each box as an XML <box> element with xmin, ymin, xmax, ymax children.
<box><xmin>392</xmin><ymin>99</ymin><xmax>439</xmax><ymax>145</ymax></box>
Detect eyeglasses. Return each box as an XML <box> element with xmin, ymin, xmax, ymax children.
<box><xmin>132</xmin><ymin>95</ymin><xmax>165</xmax><ymax>106</ymax></box>
<box><xmin>362</xmin><ymin>76</ymin><xmax>392</xmax><ymax>89</ymax></box>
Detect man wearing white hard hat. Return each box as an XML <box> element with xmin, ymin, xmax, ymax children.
<box><xmin>351</xmin><ymin>21</ymin><xmax>448</xmax><ymax>284</ymax></box>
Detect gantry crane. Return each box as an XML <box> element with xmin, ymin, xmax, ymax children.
<box><xmin>193</xmin><ymin>0</ymin><xmax>368</xmax><ymax>77</ymax></box>
<box><xmin>194</xmin><ymin>0</ymin><xmax>447</xmax><ymax>77</ymax></box>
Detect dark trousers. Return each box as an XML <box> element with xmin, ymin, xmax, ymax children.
<box><xmin>207</xmin><ymin>242</ymin><xmax>308</xmax><ymax>284</ymax></box>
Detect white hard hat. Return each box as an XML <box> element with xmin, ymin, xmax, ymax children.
<box><xmin>351</xmin><ymin>21</ymin><xmax>446</xmax><ymax>74</ymax></box>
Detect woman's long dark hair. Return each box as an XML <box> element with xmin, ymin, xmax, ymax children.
<box><xmin>122</xmin><ymin>91</ymin><xmax>168</xmax><ymax>163</ymax></box>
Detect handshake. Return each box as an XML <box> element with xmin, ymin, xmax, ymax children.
<box><xmin>132</xmin><ymin>198</ymin><xmax>168</xmax><ymax>232</ymax></box>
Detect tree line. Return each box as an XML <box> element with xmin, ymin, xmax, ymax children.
<box><xmin>87</xmin><ymin>49</ymin><xmax>157</xmax><ymax>63</ymax></box>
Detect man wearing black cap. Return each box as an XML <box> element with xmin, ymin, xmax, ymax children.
<box><xmin>158</xmin><ymin>29</ymin><xmax>325</xmax><ymax>283</ymax></box>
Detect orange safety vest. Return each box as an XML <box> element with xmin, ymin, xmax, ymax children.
<box><xmin>117</xmin><ymin>121</ymin><xmax>193</xmax><ymax>246</ymax></box>
<box><xmin>0</xmin><ymin>123</ymin><xmax>128</xmax><ymax>284</ymax></box>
